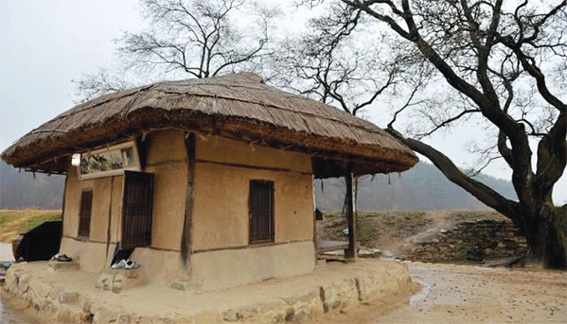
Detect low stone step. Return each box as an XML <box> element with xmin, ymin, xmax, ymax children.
<box><xmin>96</xmin><ymin>268</ymin><xmax>143</xmax><ymax>293</ymax></box>
<box><xmin>47</xmin><ymin>260</ymin><xmax>79</xmax><ymax>272</ymax></box>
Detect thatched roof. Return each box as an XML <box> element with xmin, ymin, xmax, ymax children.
<box><xmin>1</xmin><ymin>73</ymin><xmax>417</xmax><ymax>178</ymax></box>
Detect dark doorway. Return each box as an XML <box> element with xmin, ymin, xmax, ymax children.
<box><xmin>121</xmin><ymin>171</ymin><xmax>154</xmax><ymax>250</ymax></box>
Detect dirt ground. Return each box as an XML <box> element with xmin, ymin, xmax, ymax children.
<box><xmin>330</xmin><ymin>261</ymin><xmax>567</xmax><ymax>323</ymax></box>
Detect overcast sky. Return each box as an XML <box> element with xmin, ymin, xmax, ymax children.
<box><xmin>0</xmin><ymin>0</ymin><xmax>565</xmax><ymax>203</ymax></box>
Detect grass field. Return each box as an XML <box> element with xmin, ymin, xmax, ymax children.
<box><xmin>0</xmin><ymin>210</ymin><xmax>61</xmax><ymax>243</ymax></box>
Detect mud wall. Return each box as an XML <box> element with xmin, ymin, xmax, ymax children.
<box><xmin>60</xmin><ymin>130</ymin><xmax>187</xmax><ymax>274</ymax></box>
<box><xmin>62</xmin><ymin>168</ymin><xmax>123</xmax><ymax>243</ymax></box>
<box><xmin>191</xmin><ymin>134</ymin><xmax>315</xmax><ymax>289</ymax></box>
<box><xmin>191</xmin><ymin>241</ymin><xmax>315</xmax><ymax>291</ymax></box>
<box><xmin>403</xmin><ymin>219</ymin><xmax>528</xmax><ymax>262</ymax></box>
<box><xmin>60</xmin><ymin>166</ymin><xmax>124</xmax><ymax>273</ymax></box>
<box><xmin>59</xmin><ymin>130</ymin><xmax>315</xmax><ymax>288</ymax></box>
<box><xmin>142</xmin><ymin>130</ymin><xmax>187</xmax><ymax>251</ymax></box>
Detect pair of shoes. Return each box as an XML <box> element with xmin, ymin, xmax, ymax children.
<box><xmin>111</xmin><ymin>259</ymin><xmax>139</xmax><ymax>270</ymax></box>
<box><xmin>50</xmin><ymin>254</ymin><xmax>72</xmax><ymax>262</ymax></box>
<box><xmin>57</xmin><ymin>254</ymin><xmax>72</xmax><ymax>262</ymax></box>
<box><xmin>111</xmin><ymin>259</ymin><xmax>127</xmax><ymax>269</ymax></box>
<box><xmin>125</xmin><ymin>260</ymin><xmax>139</xmax><ymax>269</ymax></box>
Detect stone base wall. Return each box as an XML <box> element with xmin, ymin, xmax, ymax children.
<box><xmin>403</xmin><ymin>219</ymin><xmax>528</xmax><ymax>262</ymax></box>
<box><xmin>3</xmin><ymin>260</ymin><xmax>415</xmax><ymax>323</ymax></box>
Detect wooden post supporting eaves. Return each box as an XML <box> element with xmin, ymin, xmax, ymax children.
<box><xmin>345</xmin><ymin>163</ymin><xmax>357</xmax><ymax>261</ymax></box>
<box><xmin>181</xmin><ymin>132</ymin><xmax>196</xmax><ymax>270</ymax></box>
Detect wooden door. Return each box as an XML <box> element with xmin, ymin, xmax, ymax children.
<box><xmin>121</xmin><ymin>171</ymin><xmax>154</xmax><ymax>249</ymax></box>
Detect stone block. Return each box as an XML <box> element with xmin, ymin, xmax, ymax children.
<box><xmin>293</xmin><ymin>303</ymin><xmax>312</xmax><ymax>322</ymax></box>
<box><xmin>58</xmin><ymin>291</ymin><xmax>79</xmax><ymax>304</ymax></box>
<box><xmin>193</xmin><ymin>310</ymin><xmax>222</xmax><ymax>323</ymax></box>
<box><xmin>116</xmin><ymin>313</ymin><xmax>133</xmax><ymax>323</ymax></box>
<box><xmin>18</xmin><ymin>272</ymin><xmax>31</xmax><ymax>292</ymax></box>
<box><xmin>31</xmin><ymin>278</ymin><xmax>52</xmax><ymax>298</ymax></box>
<box><xmin>171</xmin><ymin>280</ymin><xmax>202</xmax><ymax>291</ymax></box>
<box><xmin>96</xmin><ymin>272</ymin><xmax>113</xmax><ymax>291</ymax></box>
<box><xmin>222</xmin><ymin>304</ymin><xmax>258</xmax><ymax>322</ymax></box>
<box><xmin>47</xmin><ymin>261</ymin><xmax>79</xmax><ymax>272</ymax></box>
<box><xmin>280</xmin><ymin>290</ymin><xmax>319</xmax><ymax>305</ymax></box>
<box><xmin>96</xmin><ymin>268</ymin><xmax>144</xmax><ymax>293</ymax></box>
<box><xmin>515</xmin><ymin>236</ymin><xmax>527</xmax><ymax>243</ymax></box>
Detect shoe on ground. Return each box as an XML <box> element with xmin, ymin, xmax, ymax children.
<box><xmin>111</xmin><ymin>259</ymin><xmax>128</xmax><ymax>269</ymax></box>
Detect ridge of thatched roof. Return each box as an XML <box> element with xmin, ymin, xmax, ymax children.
<box><xmin>1</xmin><ymin>73</ymin><xmax>417</xmax><ymax>177</ymax></box>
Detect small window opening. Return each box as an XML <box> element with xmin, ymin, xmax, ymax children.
<box><xmin>249</xmin><ymin>180</ymin><xmax>274</xmax><ymax>244</ymax></box>
<box><xmin>78</xmin><ymin>190</ymin><xmax>93</xmax><ymax>238</ymax></box>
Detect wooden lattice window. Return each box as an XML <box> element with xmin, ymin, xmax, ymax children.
<box><xmin>78</xmin><ymin>190</ymin><xmax>93</xmax><ymax>238</ymax></box>
<box><xmin>121</xmin><ymin>171</ymin><xmax>154</xmax><ymax>249</ymax></box>
<box><xmin>249</xmin><ymin>180</ymin><xmax>274</xmax><ymax>244</ymax></box>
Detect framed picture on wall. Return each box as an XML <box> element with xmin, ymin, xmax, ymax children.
<box><xmin>76</xmin><ymin>141</ymin><xmax>141</xmax><ymax>180</ymax></box>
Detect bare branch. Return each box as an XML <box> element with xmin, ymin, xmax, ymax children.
<box><xmin>416</xmin><ymin>108</ymin><xmax>481</xmax><ymax>139</ymax></box>
<box><xmin>76</xmin><ymin>0</ymin><xmax>276</xmax><ymax>100</ymax></box>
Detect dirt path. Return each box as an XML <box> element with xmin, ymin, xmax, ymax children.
<box><xmin>330</xmin><ymin>262</ymin><xmax>567</xmax><ymax>323</ymax></box>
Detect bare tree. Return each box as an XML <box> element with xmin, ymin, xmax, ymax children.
<box><xmin>314</xmin><ymin>0</ymin><xmax>567</xmax><ymax>268</ymax></box>
<box><xmin>273</xmin><ymin>3</ymin><xmax>408</xmax><ymax>116</ymax></box>
<box><xmin>74</xmin><ymin>69</ymin><xmax>131</xmax><ymax>102</ymax></box>
<box><xmin>272</xmin><ymin>2</ymin><xmax>428</xmax><ymax>219</ymax></box>
<box><xmin>75</xmin><ymin>0</ymin><xmax>277</xmax><ymax>100</ymax></box>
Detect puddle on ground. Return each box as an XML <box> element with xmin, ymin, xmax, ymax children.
<box><xmin>408</xmin><ymin>276</ymin><xmax>431</xmax><ymax>305</ymax></box>
<box><xmin>0</xmin><ymin>288</ymin><xmax>42</xmax><ymax>324</ymax></box>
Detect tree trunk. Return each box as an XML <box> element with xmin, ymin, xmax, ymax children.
<box><xmin>389</xmin><ymin>133</ymin><xmax>567</xmax><ymax>270</ymax></box>
<box><xmin>518</xmin><ymin>204</ymin><xmax>567</xmax><ymax>269</ymax></box>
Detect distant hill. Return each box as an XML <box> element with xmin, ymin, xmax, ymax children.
<box><xmin>0</xmin><ymin>159</ymin><xmax>516</xmax><ymax>211</ymax></box>
<box><xmin>316</xmin><ymin>162</ymin><xmax>517</xmax><ymax>211</ymax></box>
<box><xmin>0</xmin><ymin>160</ymin><xmax>65</xmax><ymax>209</ymax></box>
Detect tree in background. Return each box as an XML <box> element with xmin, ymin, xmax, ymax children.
<box><xmin>75</xmin><ymin>0</ymin><xmax>277</xmax><ymax>100</ymax></box>
<box><xmin>313</xmin><ymin>0</ymin><xmax>566</xmax><ymax>268</ymax></box>
<box><xmin>273</xmin><ymin>3</ymin><xmax>401</xmax><ymax>115</ymax></box>
<box><xmin>271</xmin><ymin>2</ymin><xmax>428</xmax><ymax>216</ymax></box>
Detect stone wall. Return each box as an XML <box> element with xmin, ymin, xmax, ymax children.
<box><xmin>3</xmin><ymin>260</ymin><xmax>415</xmax><ymax>323</ymax></box>
<box><xmin>402</xmin><ymin>219</ymin><xmax>528</xmax><ymax>263</ymax></box>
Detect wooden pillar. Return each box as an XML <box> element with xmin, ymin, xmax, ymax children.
<box><xmin>345</xmin><ymin>163</ymin><xmax>356</xmax><ymax>260</ymax></box>
<box><xmin>312</xmin><ymin>176</ymin><xmax>318</xmax><ymax>263</ymax></box>
<box><xmin>181</xmin><ymin>132</ymin><xmax>196</xmax><ymax>269</ymax></box>
<box><xmin>60</xmin><ymin>169</ymin><xmax>69</xmax><ymax>252</ymax></box>
<box><xmin>104</xmin><ymin>176</ymin><xmax>114</xmax><ymax>266</ymax></box>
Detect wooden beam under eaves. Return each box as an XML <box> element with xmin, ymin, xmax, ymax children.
<box><xmin>345</xmin><ymin>162</ymin><xmax>357</xmax><ymax>261</ymax></box>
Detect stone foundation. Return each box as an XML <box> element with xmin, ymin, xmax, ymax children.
<box><xmin>95</xmin><ymin>268</ymin><xmax>144</xmax><ymax>294</ymax></box>
<box><xmin>3</xmin><ymin>259</ymin><xmax>415</xmax><ymax>323</ymax></box>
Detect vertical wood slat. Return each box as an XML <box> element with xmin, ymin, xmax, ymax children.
<box><xmin>345</xmin><ymin>163</ymin><xmax>357</xmax><ymax>260</ymax></box>
<box><xmin>105</xmin><ymin>177</ymin><xmax>115</xmax><ymax>265</ymax></box>
<box><xmin>249</xmin><ymin>180</ymin><xmax>274</xmax><ymax>243</ymax></box>
<box><xmin>181</xmin><ymin>132</ymin><xmax>196</xmax><ymax>269</ymax></box>
<box><xmin>61</xmin><ymin>171</ymin><xmax>69</xmax><ymax>241</ymax></box>
<box><xmin>121</xmin><ymin>171</ymin><xmax>154</xmax><ymax>249</ymax></box>
<box><xmin>78</xmin><ymin>190</ymin><xmax>93</xmax><ymax>238</ymax></box>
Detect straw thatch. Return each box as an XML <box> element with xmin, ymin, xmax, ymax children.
<box><xmin>1</xmin><ymin>73</ymin><xmax>417</xmax><ymax>178</ymax></box>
